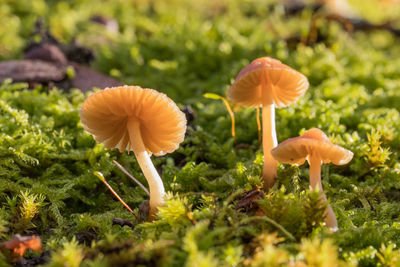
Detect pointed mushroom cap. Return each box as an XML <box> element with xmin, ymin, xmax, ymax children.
<box><xmin>228</xmin><ymin>57</ymin><xmax>309</xmax><ymax>108</ymax></box>
<box><xmin>271</xmin><ymin>128</ymin><xmax>353</xmax><ymax>165</ymax></box>
<box><xmin>80</xmin><ymin>85</ymin><xmax>187</xmax><ymax>156</ymax></box>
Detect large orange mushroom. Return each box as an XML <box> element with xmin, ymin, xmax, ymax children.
<box><xmin>229</xmin><ymin>57</ymin><xmax>309</xmax><ymax>191</ymax></box>
<box><xmin>271</xmin><ymin>128</ymin><xmax>353</xmax><ymax>230</ymax></box>
<box><xmin>80</xmin><ymin>85</ymin><xmax>187</xmax><ymax>218</ymax></box>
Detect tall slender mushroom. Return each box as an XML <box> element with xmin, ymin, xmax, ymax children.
<box><xmin>80</xmin><ymin>85</ymin><xmax>187</xmax><ymax>219</ymax></box>
<box><xmin>228</xmin><ymin>57</ymin><xmax>309</xmax><ymax>191</ymax></box>
<box><xmin>270</xmin><ymin>128</ymin><xmax>353</xmax><ymax>230</ymax></box>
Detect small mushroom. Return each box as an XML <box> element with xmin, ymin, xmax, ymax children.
<box><xmin>271</xmin><ymin>128</ymin><xmax>353</xmax><ymax>230</ymax></box>
<box><xmin>229</xmin><ymin>57</ymin><xmax>309</xmax><ymax>191</ymax></box>
<box><xmin>80</xmin><ymin>86</ymin><xmax>187</xmax><ymax>219</ymax></box>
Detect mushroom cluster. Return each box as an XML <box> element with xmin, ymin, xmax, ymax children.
<box><xmin>79</xmin><ymin>57</ymin><xmax>353</xmax><ymax>231</ymax></box>
<box><xmin>80</xmin><ymin>85</ymin><xmax>187</xmax><ymax>219</ymax></box>
<box><xmin>229</xmin><ymin>57</ymin><xmax>353</xmax><ymax>230</ymax></box>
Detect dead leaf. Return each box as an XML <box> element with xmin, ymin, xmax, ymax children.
<box><xmin>235</xmin><ymin>189</ymin><xmax>264</xmax><ymax>213</ymax></box>
<box><xmin>0</xmin><ymin>60</ymin><xmax>65</xmax><ymax>83</ymax></box>
<box><xmin>0</xmin><ymin>234</ymin><xmax>42</xmax><ymax>261</ymax></box>
<box><xmin>24</xmin><ymin>44</ymin><xmax>67</xmax><ymax>66</ymax></box>
<box><xmin>68</xmin><ymin>62</ymin><xmax>123</xmax><ymax>92</ymax></box>
<box><xmin>112</xmin><ymin>218</ymin><xmax>135</xmax><ymax>229</ymax></box>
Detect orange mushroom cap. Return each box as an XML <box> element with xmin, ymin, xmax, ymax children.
<box><xmin>228</xmin><ymin>57</ymin><xmax>309</xmax><ymax>108</ymax></box>
<box><xmin>270</xmin><ymin>128</ymin><xmax>354</xmax><ymax>165</ymax></box>
<box><xmin>80</xmin><ymin>85</ymin><xmax>187</xmax><ymax>156</ymax></box>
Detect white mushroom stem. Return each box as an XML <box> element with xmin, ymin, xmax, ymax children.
<box><xmin>262</xmin><ymin>104</ymin><xmax>278</xmax><ymax>190</ymax></box>
<box><xmin>261</xmin><ymin>71</ymin><xmax>278</xmax><ymax>191</ymax></box>
<box><xmin>308</xmin><ymin>155</ymin><xmax>338</xmax><ymax>230</ymax></box>
<box><xmin>127</xmin><ymin>117</ymin><xmax>165</xmax><ymax>219</ymax></box>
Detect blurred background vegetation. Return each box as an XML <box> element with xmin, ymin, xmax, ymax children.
<box><xmin>1</xmin><ymin>0</ymin><xmax>399</xmax><ymax>102</ymax></box>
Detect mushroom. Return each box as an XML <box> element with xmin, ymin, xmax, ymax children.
<box><xmin>270</xmin><ymin>128</ymin><xmax>353</xmax><ymax>230</ymax></box>
<box><xmin>80</xmin><ymin>85</ymin><xmax>187</xmax><ymax>219</ymax></box>
<box><xmin>228</xmin><ymin>57</ymin><xmax>309</xmax><ymax>191</ymax></box>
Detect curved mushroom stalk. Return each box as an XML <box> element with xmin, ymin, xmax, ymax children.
<box><xmin>271</xmin><ymin>128</ymin><xmax>353</xmax><ymax>231</ymax></box>
<box><xmin>80</xmin><ymin>86</ymin><xmax>187</xmax><ymax>221</ymax></box>
<box><xmin>308</xmin><ymin>155</ymin><xmax>338</xmax><ymax>230</ymax></box>
<box><xmin>127</xmin><ymin>117</ymin><xmax>165</xmax><ymax>219</ymax></box>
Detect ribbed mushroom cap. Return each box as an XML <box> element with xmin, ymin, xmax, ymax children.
<box><xmin>271</xmin><ymin>128</ymin><xmax>353</xmax><ymax>165</ymax></box>
<box><xmin>80</xmin><ymin>86</ymin><xmax>187</xmax><ymax>156</ymax></box>
<box><xmin>228</xmin><ymin>57</ymin><xmax>309</xmax><ymax>108</ymax></box>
